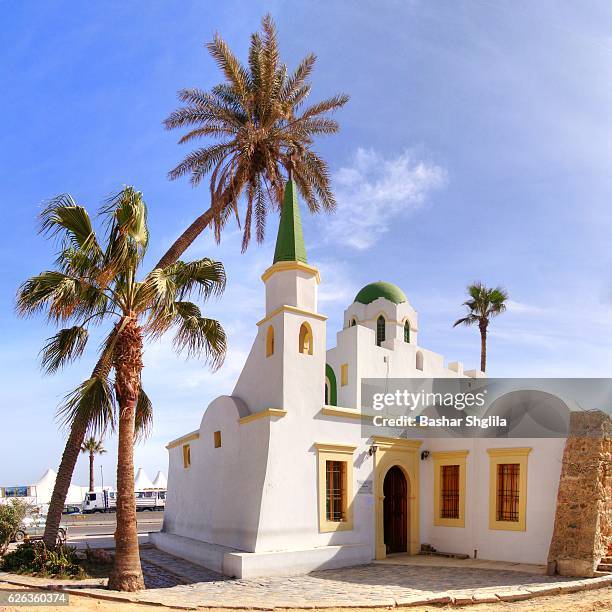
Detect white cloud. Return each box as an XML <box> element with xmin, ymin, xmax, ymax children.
<box><xmin>505</xmin><ymin>300</ymin><xmax>548</xmax><ymax>315</ymax></box>
<box><xmin>325</xmin><ymin>148</ymin><xmax>447</xmax><ymax>250</ymax></box>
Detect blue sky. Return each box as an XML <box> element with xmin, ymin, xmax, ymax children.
<box><xmin>2</xmin><ymin>0</ymin><xmax>612</xmax><ymax>487</ymax></box>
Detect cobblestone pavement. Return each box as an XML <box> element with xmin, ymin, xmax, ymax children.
<box><xmin>1</xmin><ymin>549</ymin><xmax>610</xmax><ymax>609</ymax></box>
<box><xmin>134</xmin><ymin>548</ymin><xmax>611</xmax><ymax>608</ymax></box>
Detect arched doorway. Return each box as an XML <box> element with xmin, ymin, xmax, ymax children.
<box><xmin>383</xmin><ymin>466</ymin><xmax>408</xmax><ymax>554</ymax></box>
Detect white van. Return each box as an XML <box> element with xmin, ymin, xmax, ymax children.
<box><xmin>83</xmin><ymin>490</ymin><xmax>116</xmax><ymax>513</ymax></box>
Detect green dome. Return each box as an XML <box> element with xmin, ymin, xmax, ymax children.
<box><xmin>354</xmin><ymin>281</ymin><xmax>407</xmax><ymax>305</ymax></box>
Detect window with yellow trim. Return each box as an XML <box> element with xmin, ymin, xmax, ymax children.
<box><xmin>315</xmin><ymin>443</ymin><xmax>355</xmax><ymax>532</ymax></box>
<box><xmin>182</xmin><ymin>444</ymin><xmax>191</xmax><ymax>469</ymax></box>
<box><xmin>341</xmin><ymin>363</ymin><xmax>348</xmax><ymax>386</ymax></box>
<box><xmin>487</xmin><ymin>447</ymin><xmax>531</xmax><ymax>531</ymax></box>
<box><xmin>299</xmin><ymin>322</ymin><xmax>313</xmax><ymax>355</ymax></box>
<box><xmin>433</xmin><ymin>450</ymin><xmax>467</xmax><ymax>527</ymax></box>
<box><xmin>266</xmin><ymin>325</ymin><xmax>274</xmax><ymax>357</ymax></box>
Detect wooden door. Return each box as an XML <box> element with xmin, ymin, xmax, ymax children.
<box><xmin>383</xmin><ymin>466</ymin><xmax>408</xmax><ymax>554</ymax></box>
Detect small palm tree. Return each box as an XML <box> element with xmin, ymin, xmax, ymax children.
<box><xmin>80</xmin><ymin>437</ymin><xmax>106</xmax><ymax>492</ymax></box>
<box><xmin>158</xmin><ymin>13</ymin><xmax>348</xmax><ymax>267</ymax></box>
<box><xmin>17</xmin><ymin>188</ymin><xmax>226</xmax><ymax>591</ymax></box>
<box><xmin>453</xmin><ymin>282</ymin><xmax>508</xmax><ymax>373</ymax></box>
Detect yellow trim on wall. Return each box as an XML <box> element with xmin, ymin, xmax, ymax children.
<box><xmin>487</xmin><ymin>447</ymin><xmax>532</xmax><ymax>531</ymax></box>
<box><xmin>166</xmin><ymin>430</ymin><xmax>199</xmax><ymax>450</ymax></box>
<box><xmin>321</xmin><ymin>406</ymin><xmax>372</xmax><ymax>421</ymax></box>
<box><xmin>373</xmin><ymin>436</ymin><xmax>422</xmax><ymax>559</ymax></box>
<box><xmin>256</xmin><ymin>305</ymin><xmax>327</xmax><ymax>327</ymax></box>
<box><xmin>315</xmin><ymin>442</ymin><xmax>356</xmax><ymax>533</ymax></box>
<box><xmin>261</xmin><ymin>260</ymin><xmax>321</xmax><ymax>283</ymax></box>
<box><xmin>238</xmin><ymin>408</ymin><xmax>287</xmax><ymax>425</ymax></box>
<box><xmin>432</xmin><ymin>450</ymin><xmax>468</xmax><ymax>528</ymax></box>
<box><xmin>340</xmin><ymin>363</ymin><xmax>348</xmax><ymax>386</ymax></box>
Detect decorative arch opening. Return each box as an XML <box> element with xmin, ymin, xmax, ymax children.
<box><xmin>325</xmin><ymin>364</ymin><xmax>338</xmax><ymax>406</ymax></box>
<box><xmin>266</xmin><ymin>325</ymin><xmax>275</xmax><ymax>357</ymax></box>
<box><xmin>416</xmin><ymin>351</ymin><xmax>424</xmax><ymax>371</ymax></box>
<box><xmin>299</xmin><ymin>322</ymin><xmax>313</xmax><ymax>355</ymax></box>
<box><xmin>376</xmin><ymin>315</ymin><xmax>386</xmax><ymax>347</ymax></box>
<box><xmin>350</xmin><ymin>317</ymin><xmax>357</xmax><ymax>327</ymax></box>
<box><xmin>404</xmin><ymin>321</ymin><xmax>410</xmax><ymax>343</ymax></box>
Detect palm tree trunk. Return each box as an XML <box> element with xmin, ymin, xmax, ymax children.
<box><xmin>89</xmin><ymin>452</ymin><xmax>95</xmax><ymax>492</ymax></box>
<box><xmin>154</xmin><ymin>207</ymin><xmax>215</xmax><ymax>270</ymax></box>
<box><xmin>42</xmin><ymin>421</ymin><xmax>87</xmax><ymax>548</ymax></box>
<box><xmin>108</xmin><ymin>318</ymin><xmax>144</xmax><ymax>592</ymax></box>
<box><xmin>42</xmin><ymin>353</ymin><xmax>112</xmax><ymax>549</ymax></box>
<box><xmin>479</xmin><ymin>320</ymin><xmax>488</xmax><ymax>373</ymax></box>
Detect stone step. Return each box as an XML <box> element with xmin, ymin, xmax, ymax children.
<box><xmin>596</xmin><ymin>563</ymin><xmax>612</xmax><ymax>572</ymax></box>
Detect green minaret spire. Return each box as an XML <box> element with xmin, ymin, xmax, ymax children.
<box><xmin>273</xmin><ymin>178</ymin><xmax>307</xmax><ymax>264</ymax></box>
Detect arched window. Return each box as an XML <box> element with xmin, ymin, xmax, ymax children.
<box><xmin>376</xmin><ymin>315</ymin><xmax>386</xmax><ymax>347</ymax></box>
<box><xmin>299</xmin><ymin>322</ymin><xmax>313</xmax><ymax>355</ymax></box>
<box><xmin>416</xmin><ymin>351</ymin><xmax>424</xmax><ymax>371</ymax></box>
<box><xmin>266</xmin><ymin>326</ymin><xmax>274</xmax><ymax>357</ymax></box>
<box><xmin>350</xmin><ymin>318</ymin><xmax>357</xmax><ymax>327</ymax></box>
<box><xmin>404</xmin><ymin>321</ymin><xmax>410</xmax><ymax>343</ymax></box>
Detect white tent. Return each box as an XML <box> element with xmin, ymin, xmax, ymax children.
<box><xmin>31</xmin><ymin>468</ymin><xmax>87</xmax><ymax>505</ymax></box>
<box><xmin>134</xmin><ymin>468</ymin><xmax>154</xmax><ymax>490</ymax></box>
<box><xmin>152</xmin><ymin>471</ymin><xmax>167</xmax><ymax>489</ymax></box>
<box><xmin>31</xmin><ymin>468</ymin><xmax>56</xmax><ymax>503</ymax></box>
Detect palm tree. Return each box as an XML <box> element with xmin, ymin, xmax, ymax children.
<box><xmin>80</xmin><ymin>437</ymin><xmax>106</xmax><ymax>492</ymax></box>
<box><xmin>31</xmin><ymin>12</ymin><xmax>347</xmax><ymax>556</ymax></box>
<box><xmin>17</xmin><ymin>188</ymin><xmax>226</xmax><ymax>591</ymax></box>
<box><xmin>157</xmin><ymin>13</ymin><xmax>348</xmax><ymax>268</ymax></box>
<box><xmin>453</xmin><ymin>282</ymin><xmax>508</xmax><ymax>373</ymax></box>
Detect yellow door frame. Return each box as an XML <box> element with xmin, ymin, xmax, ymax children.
<box><xmin>373</xmin><ymin>436</ymin><xmax>422</xmax><ymax>559</ymax></box>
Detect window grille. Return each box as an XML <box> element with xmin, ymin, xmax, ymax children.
<box><xmin>440</xmin><ymin>464</ymin><xmax>460</xmax><ymax>519</ymax></box>
<box><xmin>497</xmin><ymin>463</ymin><xmax>520</xmax><ymax>521</ymax></box>
<box><xmin>325</xmin><ymin>460</ymin><xmax>346</xmax><ymax>522</ymax></box>
<box><xmin>376</xmin><ymin>316</ymin><xmax>385</xmax><ymax>346</ymax></box>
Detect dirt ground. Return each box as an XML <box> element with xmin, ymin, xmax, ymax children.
<box><xmin>0</xmin><ymin>583</ymin><xmax>610</xmax><ymax>611</ymax></box>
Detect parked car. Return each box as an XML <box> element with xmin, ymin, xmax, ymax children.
<box><xmin>13</xmin><ymin>516</ymin><xmax>67</xmax><ymax>544</ymax></box>
<box><xmin>62</xmin><ymin>505</ymin><xmax>81</xmax><ymax>515</ymax></box>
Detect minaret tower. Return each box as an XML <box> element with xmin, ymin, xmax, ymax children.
<box><xmin>232</xmin><ymin>175</ymin><xmax>327</xmax><ymax>417</ymax></box>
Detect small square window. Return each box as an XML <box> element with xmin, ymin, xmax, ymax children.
<box><xmin>182</xmin><ymin>443</ymin><xmax>191</xmax><ymax>468</ymax></box>
<box><xmin>214</xmin><ymin>430</ymin><xmax>222</xmax><ymax>448</ymax></box>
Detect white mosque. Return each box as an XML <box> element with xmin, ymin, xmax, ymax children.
<box><xmin>153</xmin><ymin>180</ymin><xmax>611</xmax><ymax>579</ymax></box>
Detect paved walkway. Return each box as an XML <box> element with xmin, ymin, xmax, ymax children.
<box><xmin>1</xmin><ymin>548</ymin><xmax>611</xmax><ymax>609</ymax></box>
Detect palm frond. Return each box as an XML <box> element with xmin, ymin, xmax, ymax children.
<box><xmin>40</xmin><ymin>326</ymin><xmax>89</xmax><ymax>374</ymax></box>
<box><xmin>57</xmin><ymin>375</ymin><xmax>116</xmax><ymax>435</ymax></box>
<box><xmin>16</xmin><ymin>271</ymin><xmax>105</xmax><ymax>323</ymax></box>
<box><xmin>171</xmin><ymin>301</ymin><xmax>226</xmax><ymax>368</ymax></box>
<box><xmin>134</xmin><ymin>387</ymin><xmax>153</xmax><ymax>442</ymax></box>
<box><xmin>39</xmin><ymin>195</ymin><xmax>101</xmax><ymax>257</ymax></box>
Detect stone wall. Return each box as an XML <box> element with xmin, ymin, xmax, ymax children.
<box><xmin>547</xmin><ymin>410</ymin><xmax>612</xmax><ymax>577</ymax></box>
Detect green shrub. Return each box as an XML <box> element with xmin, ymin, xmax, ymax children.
<box><xmin>0</xmin><ymin>500</ymin><xmax>30</xmax><ymax>554</ymax></box>
<box><xmin>1</xmin><ymin>541</ymin><xmax>87</xmax><ymax>578</ymax></box>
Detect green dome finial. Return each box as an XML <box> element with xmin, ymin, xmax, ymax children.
<box><xmin>354</xmin><ymin>281</ymin><xmax>407</xmax><ymax>305</ymax></box>
<box><xmin>273</xmin><ymin>179</ymin><xmax>307</xmax><ymax>264</ymax></box>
